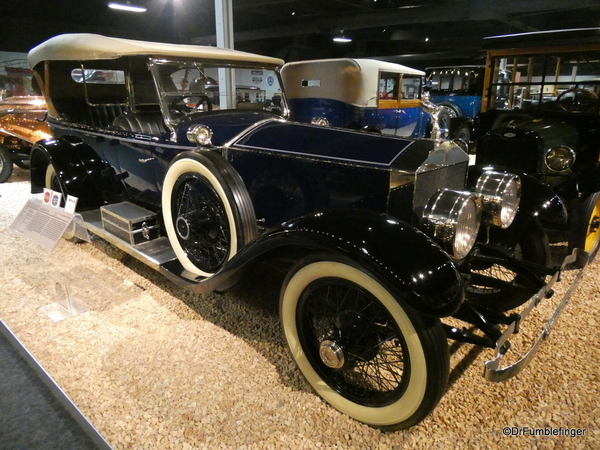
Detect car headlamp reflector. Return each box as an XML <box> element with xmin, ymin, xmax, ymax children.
<box><xmin>545</xmin><ymin>146</ymin><xmax>575</xmax><ymax>172</ymax></box>
<box><xmin>476</xmin><ymin>171</ymin><xmax>521</xmax><ymax>229</ymax></box>
<box><xmin>186</xmin><ymin>124</ymin><xmax>213</xmax><ymax>146</ymax></box>
<box><xmin>422</xmin><ymin>189</ymin><xmax>481</xmax><ymax>259</ymax></box>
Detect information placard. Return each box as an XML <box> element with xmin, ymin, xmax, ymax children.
<box><xmin>10</xmin><ymin>199</ymin><xmax>74</xmax><ymax>250</ymax></box>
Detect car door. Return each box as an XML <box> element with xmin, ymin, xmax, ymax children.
<box><xmin>377</xmin><ymin>72</ymin><xmax>426</xmax><ymax>137</ymax></box>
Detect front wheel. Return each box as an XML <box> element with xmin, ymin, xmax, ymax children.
<box><xmin>280</xmin><ymin>255</ymin><xmax>449</xmax><ymax>430</ymax></box>
<box><xmin>466</xmin><ymin>220</ymin><xmax>550</xmax><ymax>311</ymax></box>
<box><xmin>0</xmin><ymin>144</ymin><xmax>14</xmax><ymax>183</ymax></box>
<box><xmin>569</xmin><ymin>192</ymin><xmax>600</xmax><ymax>263</ymax></box>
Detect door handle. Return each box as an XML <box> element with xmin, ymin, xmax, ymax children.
<box><xmin>138</xmin><ymin>157</ymin><xmax>157</xmax><ymax>163</ymax></box>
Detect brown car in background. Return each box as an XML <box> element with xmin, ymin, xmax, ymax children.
<box><xmin>0</xmin><ymin>95</ymin><xmax>51</xmax><ymax>182</ymax></box>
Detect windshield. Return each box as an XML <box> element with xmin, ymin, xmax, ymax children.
<box><xmin>486</xmin><ymin>52</ymin><xmax>600</xmax><ymax>114</ymax></box>
<box><xmin>150</xmin><ymin>59</ymin><xmax>284</xmax><ymax>125</ymax></box>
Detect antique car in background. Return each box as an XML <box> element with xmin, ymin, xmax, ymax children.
<box><xmin>281</xmin><ymin>58</ymin><xmax>429</xmax><ymax>137</ymax></box>
<box><xmin>425</xmin><ymin>65</ymin><xmax>485</xmax><ymax>144</ymax></box>
<box><xmin>27</xmin><ymin>33</ymin><xmax>585</xmax><ymax>430</ymax></box>
<box><xmin>475</xmin><ymin>27</ymin><xmax>600</xmax><ymax>262</ymax></box>
<box><xmin>0</xmin><ymin>95</ymin><xmax>51</xmax><ymax>182</ymax></box>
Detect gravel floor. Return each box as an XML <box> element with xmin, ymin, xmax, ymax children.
<box><xmin>0</xmin><ymin>167</ymin><xmax>599</xmax><ymax>450</ymax></box>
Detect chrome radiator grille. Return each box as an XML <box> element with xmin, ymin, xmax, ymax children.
<box><xmin>413</xmin><ymin>161</ymin><xmax>469</xmax><ymax>219</ymax></box>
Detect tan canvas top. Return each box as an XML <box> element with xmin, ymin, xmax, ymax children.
<box><xmin>28</xmin><ymin>33</ymin><xmax>284</xmax><ymax>69</ymax></box>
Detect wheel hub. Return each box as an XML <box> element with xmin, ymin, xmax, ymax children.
<box><xmin>176</xmin><ymin>216</ymin><xmax>190</xmax><ymax>240</ymax></box>
<box><xmin>329</xmin><ymin>311</ymin><xmax>381</xmax><ymax>364</ymax></box>
<box><xmin>319</xmin><ymin>340</ymin><xmax>345</xmax><ymax>369</ymax></box>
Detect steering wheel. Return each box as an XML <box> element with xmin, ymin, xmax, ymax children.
<box><xmin>557</xmin><ymin>87</ymin><xmax>599</xmax><ymax>112</ymax></box>
<box><xmin>169</xmin><ymin>96</ymin><xmax>194</xmax><ymax>116</ymax></box>
<box><xmin>169</xmin><ymin>95</ymin><xmax>212</xmax><ymax>116</ymax></box>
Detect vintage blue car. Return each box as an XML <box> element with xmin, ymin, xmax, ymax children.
<box><xmin>424</xmin><ymin>65</ymin><xmax>486</xmax><ymax>144</ymax></box>
<box><xmin>27</xmin><ymin>33</ymin><xmax>585</xmax><ymax>430</ymax></box>
<box><xmin>281</xmin><ymin>58</ymin><xmax>428</xmax><ymax>137</ymax></box>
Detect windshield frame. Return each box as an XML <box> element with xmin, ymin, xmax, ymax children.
<box><xmin>148</xmin><ymin>57</ymin><xmax>287</xmax><ymax>131</ymax></box>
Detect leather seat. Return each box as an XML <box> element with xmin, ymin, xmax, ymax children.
<box><xmin>112</xmin><ymin>112</ymin><xmax>167</xmax><ymax>135</ymax></box>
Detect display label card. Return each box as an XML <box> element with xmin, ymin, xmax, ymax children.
<box><xmin>50</xmin><ymin>191</ymin><xmax>62</xmax><ymax>208</ymax></box>
<box><xmin>10</xmin><ymin>199</ymin><xmax>74</xmax><ymax>250</ymax></box>
<box><xmin>64</xmin><ymin>195</ymin><xmax>79</xmax><ymax>215</ymax></box>
<box><xmin>42</xmin><ymin>188</ymin><xmax>52</xmax><ymax>204</ymax></box>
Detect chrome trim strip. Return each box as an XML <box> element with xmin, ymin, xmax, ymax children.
<box><xmin>484</xmin><ymin>248</ymin><xmax>588</xmax><ymax>382</ymax></box>
<box><xmin>223</xmin><ymin>116</ymin><xmax>286</xmax><ymax>148</ymax></box>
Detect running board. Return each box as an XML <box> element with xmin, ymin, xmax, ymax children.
<box><xmin>484</xmin><ymin>248</ymin><xmax>588</xmax><ymax>382</ymax></box>
<box><xmin>79</xmin><ymin>209</ymin><xmax>224</xmax><ymax>293</ymax></box>
<box><xmin>80</xmin><ymin>209</ymin><xmax>177</xmax><ymax>271</ymax></box>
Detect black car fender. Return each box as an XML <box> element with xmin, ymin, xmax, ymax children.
<box><xmin>205</xmin><ymin>208</ymin><xmax>465</xmax><ymax>317</ymax></box>
<box><xmin>30</xmin><ymin>136</ymin><xmax>121</xmax><ymax>208</ymax></box>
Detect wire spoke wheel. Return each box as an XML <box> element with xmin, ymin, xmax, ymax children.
<box><xmin>468</xmin><ymin>244</ymin><xmax>522</xmax><ymax>295</ymax></box>
<box><xmin>280</xmin><ymin>256</ymin><xmax>448</xmax><ymax>429</ymax></box>
<box><xmin>172</xmin><ymin>174</ymin><xmax>230</xmax><ymax>272</ymax></box>
<box><xmin>466</xmin><ymin>220</ymin><xmax>549</xmax><ymax>312</ymax></box>
<box><xmin>297</xmin><ymin>278</ymin><xmax>410</xmax><ymax>406</ymax></box>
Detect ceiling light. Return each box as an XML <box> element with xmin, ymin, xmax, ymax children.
<box><xmin>333</xmin><ymin>30</ymin><xmax>352</xmax><ymax>43</ymax></box>
<box><xmin>108</xmin><ymin>2</ymin><xmax>147</xmax><ymax>12</ymax></box>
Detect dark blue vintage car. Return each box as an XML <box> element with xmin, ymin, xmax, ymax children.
<box><xmin>27</xmin><ymin>33</ymin><xmax>586</xmax><ymax>430</ymax></box>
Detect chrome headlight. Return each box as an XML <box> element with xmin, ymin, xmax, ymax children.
<box><xmin>475</xmin><ymin>171</ymin><xmax>521</xmax><ymax>229</ymax></box>
<box><xmin>545</xmin><ymin>146</ymin><xmax>575</xmax><ymax>172</ymax></box>
<box><xmin>422</xmin><ymin>189</ymin><xmax>481</xmax><ymax>259</ymax></box>
<box><xmin>186</xmin><ymin>124</ymin><xmax>213</xmax><ymax>145</ymax></box>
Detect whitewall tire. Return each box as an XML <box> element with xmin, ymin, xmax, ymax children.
<box><xmin>280</xmin><ymin>256</ymin><xmax>449</xmax><ymax>429</ymax></box>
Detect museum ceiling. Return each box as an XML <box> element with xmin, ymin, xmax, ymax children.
<box><xmin>4</xmin><ymin>0</ymin><xmax>600</xmax><ymax>68</ymax></box>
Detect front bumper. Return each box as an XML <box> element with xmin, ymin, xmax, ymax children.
<box><xmin>484</xmin><ymin>248</ymin><xmax>588</xmax><ymax>382</ymax></box>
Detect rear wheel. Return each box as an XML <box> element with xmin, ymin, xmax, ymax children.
<box><xmin>45</xmin><ymin>162</ymin><xmax>64</xmax><ymax>193</ymax></box>
<box><xmin>451</xmin><ymin>124</ymin><xmax>471</xmax><ymax>152</ymax></box>
<box><xmin>44</xmin><ymin>158</ymin><xmax>69</xmax><ymax>208</ymax></box>
<box><xmin>280</xmin><ymin>255</ymin><xmax>449</xmax><ymax>430</ymax></box>
<box><xmin>0</xmin><ymin>144</ymin><xmax>13</xmax><ymax>183</ymax></box>
<box><xmin>569</xmin><ymin>192</ymin><xmax>600</xmax><ymax>263</ymax></box>
<box><xmin>436</xmin><ymin>107</ymin><xmax>455</xmax><ymax>139</ymax></box>
<box><xmin>162</xmin><ymin>151</ymin><xmax>257</xmax><ymax>278</ymax></box>
<box><xmin>44</xmin><ymin>156</ymin><xmax>83</xmax><ymax>241</ymax></box>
